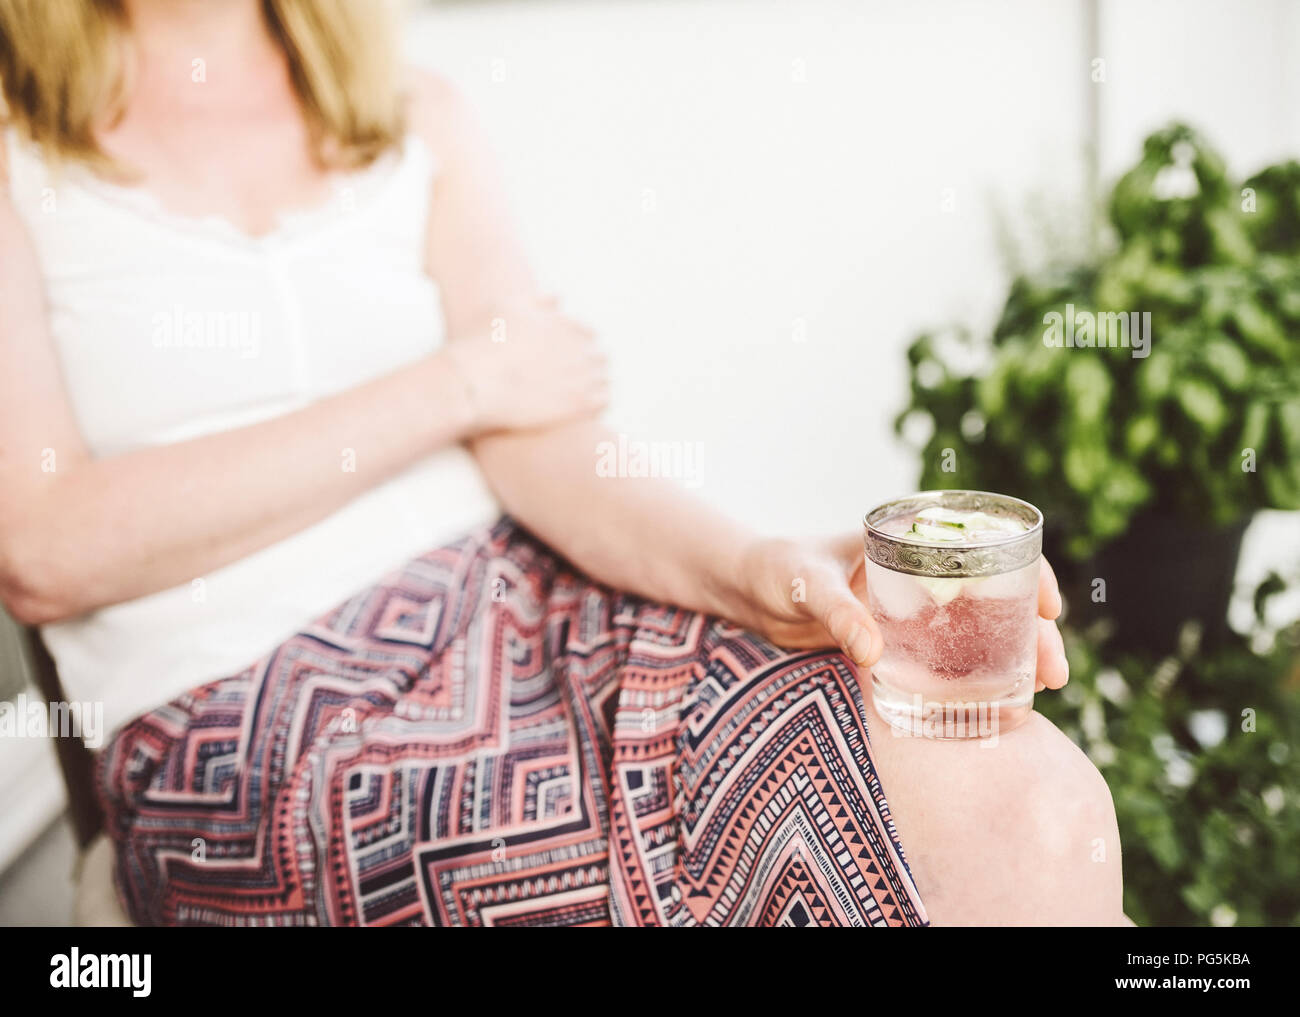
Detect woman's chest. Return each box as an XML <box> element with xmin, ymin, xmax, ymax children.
<box><xmin>10</xmin><ymin>135</ymin><xmax>443</xmax><ymax>456</ymax></box>
<box><xmin>46</xmin><ymin>252</ymin><xmax>443</xmax><ymax>454</ymax></box>
<box><xmin>97</xmin><ymin>108</ymin><xmax>333</xmax><ymax>239</ymax></box>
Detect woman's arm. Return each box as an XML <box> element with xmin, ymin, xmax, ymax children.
<box><xmin>414</xmin><ymin>72</ymin><xmax>759</xmax><ymax>623</ymax></box>
<box><xmin>420</xmin><ymin>72</ymin><xmax>1070</xmax><ymax>682</ymax></box>
<box><xmin>474</xmin><ymin>419</ymin><xmax>757</xmax><ymax>621</ymax></box>
<box><xmin>0</xmin><ymin>178</ymin><xmax>475</xmax><ymax>622</ymax></box>
<box><xmin>0</xmin><ymin>136</ymin><xmax>601</xmax><ymax>624</ymax></box>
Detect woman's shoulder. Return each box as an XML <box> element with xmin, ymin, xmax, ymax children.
<box><xmin>403</xmin><ymin>67</ymin><xmax>478</xmax><ymax>157</ymax></box>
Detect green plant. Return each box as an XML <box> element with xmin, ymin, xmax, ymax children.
<box><xmin>898</xmin><ymin>123</ymin><xmax>1300</xmax><ymax>559</ymax></box>
<box><xmin>894</xmin><ymin>124</ymin><xmax>1300</xmax><ymax>926</ymax></box>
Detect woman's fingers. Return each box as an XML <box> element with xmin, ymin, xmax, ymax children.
<box><xmin>807</xmin><ymin>571</ymin><xmax>881</xmax><ymax>667</ymax></box>
<box><xmin>1036</xmin><ymin>560</ymin><xmax>1067</xmax><ymax>691</ymax></box>
<box><xmin>1038</xmin><ymin>556</ymin><xmax>1062</xmax><ymax>620</ymax></box>
<box><xmin>804</xmin><ymin>536</ymin><xmax>1061</xmax><ymax>684</ymax></box>
<box><xmin>1036</xmin><ymin>615</ymin><xmax>1069</xmax><ymax>689</ymax></box>
<box><xmin>830</xmin><ymin>531</ymin><xmax>864</xmax><ymax>562</ymax></box>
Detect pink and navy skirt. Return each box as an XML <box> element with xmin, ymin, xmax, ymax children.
<box><xmin>96</xmin><ymin>518</ymin><xmax>928</xmax><ymax>926</ymax></box>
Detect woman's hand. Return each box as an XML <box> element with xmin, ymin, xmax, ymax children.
<box><xmin>731</xmin><ymin>534</ymin><xmax>1069</xmax><ymax>691</ymax></box>
<box><xmin>443</xmin><ymin>300</ymin><xmax>609</xmax><ymax>433</ymax></box>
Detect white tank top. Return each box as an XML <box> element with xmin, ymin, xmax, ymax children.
<box><xmin>5</xmin><ymin>129</ymin><xmax>501</xmax><ymax>738</ymax></box>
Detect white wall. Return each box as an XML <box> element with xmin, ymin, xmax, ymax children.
<box><xmin>1098</xmin><ymin>0</ymin><xmax>1300</xmax><ymax>180</ymax></box>
<box><xmin>406</xmin><ymin>0</ymin><xmax>1300</xmax><ymax>621</ymax></box>
<box><xmin>407</xmin><ymin>0</ymin><xmax>1093</xmax><ymax>535</ymax></box>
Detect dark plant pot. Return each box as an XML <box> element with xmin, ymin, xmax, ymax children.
<box><xmin>1045</xmin><ymin>514</ymin><xmax>1251</xmax><ymax>656</ymax></box>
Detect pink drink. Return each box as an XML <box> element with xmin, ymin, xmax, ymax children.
<box><xmin>863</xmin><ymin>493</ymin><xmax>1043</xmax><ymax>738</ymax></box>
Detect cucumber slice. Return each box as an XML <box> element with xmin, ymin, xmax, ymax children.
<box><xmin>958</xmin><ymin>511</ymin><xmax>1023</xmax><ymax>535</ymax></box>
<box><xmin>912</xmin><ymin>508</ymin><xmax>1026</xmax><ymax>538</ymax></box>
<box><xmin>909</xmin><ymin>522</ymin><xmax>965</xmax><ymax>543</ymax></box>
<box><xmin>915</xmin><ymin>506</ymin><xmax>969</xmax><ymax>528</ymax></box>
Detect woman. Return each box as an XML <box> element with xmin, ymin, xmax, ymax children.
<box><xmin>0</xmin><ymin>0</ymin><xmax>1123</xmax><ymax>925</ymax></box>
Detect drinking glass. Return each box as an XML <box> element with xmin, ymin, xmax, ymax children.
<box><xmin>862</xmin><ymin>490</ymin><xmax>1043</xmax><ymax>738</ymax></box>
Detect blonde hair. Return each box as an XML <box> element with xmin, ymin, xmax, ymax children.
<box><xmin>0</xmin><ymin>0</ymin><xmax>404</xmax><ymax>172</ymax></box>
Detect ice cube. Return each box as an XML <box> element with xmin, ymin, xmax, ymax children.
<box><xmin>916</xmin><ymin>576</ymin><xmax>968</xmax><ymax>606</ymax></box>
<box><xmin>962</xmin><ymin>560</ymin><xmax>1039</xmax><ymax>600</ymax></box>
<box><xmin>866</xmin><ymin>560</ymin><xmax>931</xmax><ymax>618</ymax></box>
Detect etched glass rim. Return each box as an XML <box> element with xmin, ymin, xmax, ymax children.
<box><xmin>862</xmin><ymin>489</ymin><xmax>1043</xmax><ymax>578</ymax></box>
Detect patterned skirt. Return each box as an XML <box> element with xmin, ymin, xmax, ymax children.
<box><xmin>97</xmin><ymin>518</ymin><xmax>928</xmax><ymax>927</ymax></box>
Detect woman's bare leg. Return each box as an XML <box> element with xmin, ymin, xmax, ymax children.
<box><xmin>865</xmin><ymin>698</ymin><xmax>1127</xmax><ymax>925</ymax></box>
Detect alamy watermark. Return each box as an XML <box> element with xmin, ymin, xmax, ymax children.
<box><xmin>1043</xmin><ymin>304</ymin><xmax>1151</xmax><ymax>359</ymax></box>
<box><xmin>152</xmin><ymin>305</ymin><xmax>261</xmax><ymax>359</ymax></box>
<box><xmin>50</xmin><ymin>949</ymin><xmax>150</xmax><ymax>997</ymax></box>
<box><xmin>595</xmin><ymin>433</ymin><xmax>704</xmax><ymax>488</ymax></box>
<box><xmin>0</xmin><ymin>693</ymin><xmax>104</xmax><ymax>749</ymax></box>
<box><xmin>890</xmin><ymin>695</ymin><xmax>1003</xmax><ymax>746</ymax></box>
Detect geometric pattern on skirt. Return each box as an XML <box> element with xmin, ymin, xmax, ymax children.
<box><xmin>96</xmin><ymin>517</ymin><xmax>928</xmax><ymax>926</ymax></box>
